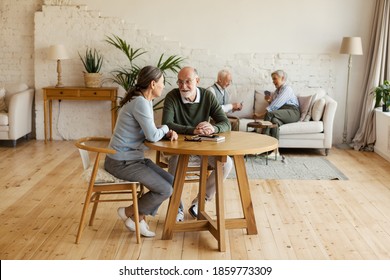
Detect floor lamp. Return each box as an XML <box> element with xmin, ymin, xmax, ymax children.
<box><xmin>48</xmin><ymin>44</ymin><xmax>69</xmax><ymax>87</ymax></box>
<box><xmin>338</xmin><ymin>37</ymin><xmax>363</xmax><ymax>149</ymax></box>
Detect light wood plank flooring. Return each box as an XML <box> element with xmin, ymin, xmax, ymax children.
<box><xmin>1</xmin><ymin>139</ymin><xmax>390</xmax><ymax>260</ymax></box>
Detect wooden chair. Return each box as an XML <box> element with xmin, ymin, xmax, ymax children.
<box><xmin>155</xmin><ymin>150</ymin><xmax>213</xmax><ymax>183</ymax></box>
<box><xmin>74</xmin><ymin>136</ymin><xmax>144</xmax><ymax>244</ymax></box>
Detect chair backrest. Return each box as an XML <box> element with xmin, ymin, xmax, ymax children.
<box><xmin>75</xmin><ymin>137</ymin><xmax>119</xmax><ymax>184</ymax></box>
<box><xmin>78</xmin><ymin>147</ymin><xmax>90</xmax><ymax>170</ymax></box>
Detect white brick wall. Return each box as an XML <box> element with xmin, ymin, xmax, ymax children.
<box><xmin>1</xmin><ymin>2</ymin><xmax>338</xmax><ymax>141</ymax></box>
<box><xmin>0</xmin><ymin>0</ymin><xmax>37</xmax><ymax>86</ymax></box>
<box><xmin>32</xmin><ymin>5</ymin><xmax>337</xmax><ymax>140</ymax></box>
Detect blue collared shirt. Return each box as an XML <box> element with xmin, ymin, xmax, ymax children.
<box><xmin>267</xmin><ymin>84</ymin><xmax>299</xmax><ymax>112</ymax></box>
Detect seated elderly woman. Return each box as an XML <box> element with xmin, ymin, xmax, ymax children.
<box><xmin>257</xmin><ymin>70</ymin><xmax>300</xmax><ymax>139</ymax></box>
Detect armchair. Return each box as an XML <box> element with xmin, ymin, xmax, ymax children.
<box><xmin>0</xmin><ymin>83</ymin><xmax>34</xmax><ymax>146</ymax></box>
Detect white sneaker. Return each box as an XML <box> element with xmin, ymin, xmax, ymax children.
<box><xmin>176</xmin><ymin>209</ymin><xmax>184</xmax><ymax>222</ymax></box>
<box><xmin>139</xmin><ymin>220</ymin><xmax>155</xmax><ymax>237</ymax></box>
<box><xmin>119</xmin><ymin>207</ymin><xmax>155</xmax><ymax>237</ymax></box>
<box><xmin>124</xmin><ymin>216</ymin><xmax>136</xmax><ymax>232</ymax></box>
<box><xmin>266</xmin><ymin>151</ymin><xmax>280</xmax><ymax>159</ymax></box>
<box><xmin>117</xmin><ymin>207</ymin><xmax>127</xmax><ymax>222</ymax></box>
<box><xmin>188</xmin><ymin>202</ymin><xmax>198</xmax><ymax>218</ymax></box>
<box><xmin>124</xmin><ymin>217</ymin><xmax>155</xmax><ymax>237</ymax></box>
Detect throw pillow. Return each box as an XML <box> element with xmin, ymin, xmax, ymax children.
<box><xmin>303</xmin><ymin>93</ymin><xmax>318</xmax><ymax>121</ymax></box>
<box><xmin>311</xmin><ymin>98</ymin><xmax>326</xmax><ymax>121</ymax></box>
<box><xmin>0</xmin><ymin>88</ymin><xmax>6</xmax><ymax>112</ymax></box>
<box><xmin>254</xmin><ymin>90</ymin><xmax>269</xmax><ymax>117</ymax></box>
<box><xmin>297</xmin><ymin>95</ymin><xmax>313</xmax><ymax>121</ymax></box>
<box><xmin>226</xmin><ymin>88</ymin><xmax>254</xmax><ymax>119</ymax></box>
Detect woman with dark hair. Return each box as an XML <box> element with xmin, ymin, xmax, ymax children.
<box><xmin>104</xmin><ymin>65</ymin><xmax>177</xmax><ymax>237</ymax></box>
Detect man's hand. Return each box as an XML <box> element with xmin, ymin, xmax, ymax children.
<box><xmin>194</xmin><ymin>121</ymin><xmax>215</xmax><ymax>135</ymax></box>
<box><xmin>264</xmin><ymin>95</ymin><xmax>272</xmax><ymax>103</ymax></box>
<box><xmin>232</xmin><ymin>102</ymin><xmax>243</xmax><ymax>112</ymax></box>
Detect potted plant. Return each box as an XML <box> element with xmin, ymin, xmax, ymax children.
<box><xmin>79</xmin><ymin>48</ymin><xmax>103</xmax><ymax>88</ymax></box>
<box><xmin>373</xmin><ymin>80</ymin><xmax>390</xmax><ymax>112</ymax></box>
<box><xmin>105</xmin><ymin>34</ymin><xmax>184</xmax><ymax>110</ymax></box>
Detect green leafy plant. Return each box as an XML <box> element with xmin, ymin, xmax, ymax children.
<box><xmin>105</xmin><ymin>34</ymin><xmax>185</xmax><ymax>109</ymax></box>
<box><xmin>79</xmin><ymin>48</ymin><xmax>103</xmax><ymax>73</ymax></box>
<box><xmin>372</xmin><ymin>80</ymin><xmax>390</xmax><ymax>111</ymax></box>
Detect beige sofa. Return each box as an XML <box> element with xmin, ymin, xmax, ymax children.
<box><xmin>228</xmin><ymin>88</ymin><xmax>338</xmax><ymax>155</ymax></box>
<box><xmin>0</xmin><ymin>83</ymin><xmax>34</xmax><ymax>146</ymax></box>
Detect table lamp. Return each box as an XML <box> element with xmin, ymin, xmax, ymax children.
<box><xmin>48</xmin><ymin>44</ymin><xmax>69</xmax><ymax>87</ymax></box>
<box><xmin>339</xmin><ymin>36</ymin><xmax>363</xmax><ymax>148</ymax></box>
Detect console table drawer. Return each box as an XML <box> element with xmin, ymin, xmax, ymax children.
<box><xmin>80</xmin><ymin>90</ymin><xmax>112</xmax><ymax>97</ymax></box>
<box><xmin>45</xmin><ymin>89</ymin><xmax>78</xmax><ymax>97</ymax></box>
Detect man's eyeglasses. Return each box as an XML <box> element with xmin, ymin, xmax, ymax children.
<box><xmin>176</xmin><ymin>79</ymin><xmax>194</xmax><ymax>86</ymax></box>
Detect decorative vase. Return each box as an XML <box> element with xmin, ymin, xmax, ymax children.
<box><xmin>382</xmin><ymin>104</ymin><xmax>389</xmax><ymax>112</ymax></box>
<box><xmin>84</xmin><ymin>73</ymin><xmax>102</xmax><ymax>88</ymax></box>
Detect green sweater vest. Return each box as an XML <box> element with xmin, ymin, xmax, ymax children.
<box><xmin>162</xmin><ymin>88</ymin><xmax>231</xmax><ymax>135</ymax></box>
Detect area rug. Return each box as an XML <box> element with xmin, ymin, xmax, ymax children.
<box><xmin>228</xmin><ymin>155</ymin><xmax>348</xmax><ymax>180</ymax></box>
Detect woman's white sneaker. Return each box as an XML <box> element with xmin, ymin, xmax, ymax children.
<box><xmin>139</xmin><ymin>220</ymin><xmax>155</xmax><ymax>237</ymax></box>
<box><xmin>118</xmin><ymin>207</ymin><xmax>155</xmax><ymax>237</ymax></box>
<box><xmin>117</xmin><ymin>207</ymin><xmax>127</xmax><ymax>221</ymax></box>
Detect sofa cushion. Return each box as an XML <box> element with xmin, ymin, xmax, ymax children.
<box><xmin>0</xmin><ymin>112</ymin><xmax>9</xmax><ymax>126</ymax></box>
<box><xmin>297</xmin><ymin>95</ymin><xmax>313</xmax><ymax>121</ymax></box>
<box><xmin>0</xmin><ymin>88</ymin><xmax>7</xmax><ymax>112</ymax></box>
<box><xmin>311</xmin><ymin>98</ymin><xmax>326</xmax><ymax>121</ymax></box>
<box><xmin>227</xmin><ymin>88</ymin><xmax>255</xmax><ymax>119</ymax></box>
<box><xmin>279</xmin><ymin>121</ymin><xmax>324</xmax><ymax>135</ymax></box>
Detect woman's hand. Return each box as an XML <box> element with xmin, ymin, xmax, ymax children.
<box><xmin>166</xmin><ymin>129</ymin><xmax>178</xmax><ymax>141</ymax></box>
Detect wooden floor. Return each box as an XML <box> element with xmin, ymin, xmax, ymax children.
<box><xmin>1</xmin><ymin>139</ymin><xmax>390</xmax><ymax>260</ymax></box>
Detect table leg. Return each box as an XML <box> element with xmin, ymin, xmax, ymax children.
<box><xmin>162</xmin><ymin>154</ymin><xmax>189</xmax><ymax>240</ymax></box>
<box><xmin>197</xmin><ymin>156</ymin><xmax>208</xmax><ymax>219</ymax></box>
<box><xmin>43</xmin><ymin>99</ymin><xmax>48</xmax><ymax>144</ymax></box>
<box><xmin>49</xmin><ymin>100</ymin><xmax>53</xmax><ymax>141</ymax></box>
<box><xmin>215</xmin><ymin>155</ymin><xmax>226</xmax><ymax>252</ymax></box>
<box><xmin>233</xmin><ymin>155</ymin><xmax>258</xmax><ymax>235</ymax></box>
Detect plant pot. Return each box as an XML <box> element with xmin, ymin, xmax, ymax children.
<box><xmin>84</xmin><ymin>73</ymin><xmax>102</xmax><ymax>88</ymax></box>
<box><xmin>382</xmin><ymin>104</ymin><xmax>389</xmax><ymax>112</ymax></box>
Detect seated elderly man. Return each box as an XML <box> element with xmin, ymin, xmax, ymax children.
<box><xmin>207</xmin><ymin>69</ymin><xmax>242</xmax><ymax>131</ymax></box>
<box><xmin>162</xmin><ymin>66</ymin><xmax>233</xmax><ymax>222</ymax></box>
<box><xmin>257</xmin><ymin>70</ymin><xmax>300</xmax><ymax>139</ymax></box>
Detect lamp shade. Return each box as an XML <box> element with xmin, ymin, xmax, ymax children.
<box><xmin>339</xmin><ymin>37</ymin><xmax>363</xmax><ymax>55</ymax></box>
<box><xmin>48</xmin><ymin>44</ymin><xmax>70</xmax><ymax>60</ymax></box>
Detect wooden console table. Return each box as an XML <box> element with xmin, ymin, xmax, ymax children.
<box><xmin>43</xmin><ymin>87</ymin><xmax>118</xmax><ymax>143</ymax></box>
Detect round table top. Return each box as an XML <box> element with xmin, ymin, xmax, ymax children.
<box><xmin>144</xmin><ymin>131</ymin><xmax>278</xmax><ymax>156</ymax></box>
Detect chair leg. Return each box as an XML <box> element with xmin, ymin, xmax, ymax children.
<box><xmin>75</xmin><ymin>191</ymin><xmax>92</xmax><ymax>244</ymax></box>
<box><xmin>89</xmin><ymin>193</ymin><xmax>100</xmax><ymax>226</ymax></box>
<box><xmin>132</xmin><ymin>184</ymin><xmax>141</xmax><ymax>244</ymax></box>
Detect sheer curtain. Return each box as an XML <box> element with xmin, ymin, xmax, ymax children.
<box><xmin>352</xmin><ymin>0</ymin><xmax>390</xmax><ymax>151</ymax></box>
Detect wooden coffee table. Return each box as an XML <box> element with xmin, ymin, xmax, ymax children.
<box><xmin>246</xmin><ymin>121</ymin><xmax>279</xmax><ymax>163</ymax></box>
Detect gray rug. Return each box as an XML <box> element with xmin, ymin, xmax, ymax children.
<box><xmin>229</xmin><ymin>155</ymin><xmax>348</xmax><ymax>180</ymax></box>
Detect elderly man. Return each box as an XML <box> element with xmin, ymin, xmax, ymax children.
<box><xmin>258</xmin><ymin>70</ymin><xmax>300</xmax><ymax>139</ymax></box>
<box><xmin>162</xmin><ymin>66</ymin><xmax>233</xmax><ymax>221</ymax></box>
<box><xmin>207</xmin><ymin>69</ymin><xmax>242</xmax><ymax>131</ymax></box>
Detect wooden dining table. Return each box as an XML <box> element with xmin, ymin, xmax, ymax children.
<box><xmin>144</xmin><ymin>131</ymin><xmax>278</xmax><ymax>251</ymax></box>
